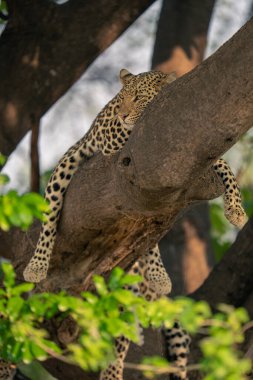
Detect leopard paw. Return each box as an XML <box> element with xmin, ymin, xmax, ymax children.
<box><xmin>23</xmin><ymin>261</ymin><xmax>48</xmax><ymax>283</ymax></box>
<box><xmin>224</xmin><ymin>205</ymin><xmax>248</xmax><ymax>229</ymax></box>
<box><xmin>149</xmin><ymin>277</ymin><xmax>172</xmax><ymax>296</ymax></box>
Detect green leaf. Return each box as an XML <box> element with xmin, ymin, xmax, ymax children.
<box><xmin>0</xmin><ymin>153</ymin><xmax>6</xmax><ymax>166</ymax></box>
<box><xmin>30</xmin><ymin>341</ymin><xmax>47</xmax><ymax>361</ymax></box>
<box><xmin>93</xmin><ymin>275</ymin><xmax>108</xmax><ymax>296</ymax></box>
<box><xmin>2</xmin><ymin>262</ymin><xmax>15</xmax><ymax>288</ymax></box>
<box><xmin>22</xmin><ymin>341</ymin><xmax>34</xmax><ymax>363</ymax></box>
<box><xmin>0</xmin><ymin>174</ymin><xmax>9</xmax><ymax>186</ymax></box>
<box><xmin>7</xmin><ymin>297</ymin><xmax>24</xmax><ymax>320</ymax></box>
<box><xmin>11</xmin><ymin>283</ymin><xmax>34</xmax><ymax>296</ymax></box>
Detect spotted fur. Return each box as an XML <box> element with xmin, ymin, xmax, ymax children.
<box><xmin>164</xmin><ymin>322</ymin><xmax>191</xmax><ymax>380</ymax></box>
<box><xmin>213</xmin><ymin>158</ymin><xmax>247</xmax><ymax>228</ymax></box>
<box><xmin>0</xmin><ymin>360</ymin><xmax>16</xmax><ymax>380</ymax></box>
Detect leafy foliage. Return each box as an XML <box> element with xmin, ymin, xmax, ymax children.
<box><xmin>0</xmin><ymin>155</ymin><xmax>50</xmax><ymax>231</ymax></box>
<box><xmin>0</xmin><ymin>263</ymin><xmax>251</xmax><ymax>379</ymax></box>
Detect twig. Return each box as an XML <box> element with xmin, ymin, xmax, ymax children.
<box><xmin>124</xmin><ymin>362</ymin><xmax>201</xmax><ymax>374</ymax></box>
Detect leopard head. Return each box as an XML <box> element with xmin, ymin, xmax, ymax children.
<box><xmin>117</xmin><ymin>69</ymin><xmax>176</xmax><ymax>127</ymax></box>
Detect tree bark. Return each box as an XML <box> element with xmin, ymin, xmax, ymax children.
<box><xmin>1</xmin><ymin>16</ymin><xmax>253</xmax><ymax>294</ymax></box>
<box><xmin>0</xmin><ymin>0</ymin><xmax>155</xmax><ymax>157</ymax></box>
<box><xmin>188</xmin><ymin>216</ymin><xmax>253</xmax><ymax>380</ymax></box>
<box><xmin>151</xmin><ymin>0</ymin><xmax>216</xmax><ymax>296</ymax></box>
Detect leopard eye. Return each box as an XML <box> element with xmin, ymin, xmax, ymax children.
<box><xmin>133</xmin><ymin>95</ymin><xmax>142</xmax><ymax>101</ymax></box>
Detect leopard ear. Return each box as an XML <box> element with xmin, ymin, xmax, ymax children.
<box><xmin>164</xmin><ymin>72</ymin><xmax>177</xmax><ymax>84</ymax></box>
<box><xmin>119</xmin><ymin>69</ymin><xmax>134</xmax><ymax>85</ymax></box>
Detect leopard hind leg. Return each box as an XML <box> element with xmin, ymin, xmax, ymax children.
<box><xmin>163</xmin><ymin>322</ymin><xmax>191</xmax><ymax>380</ymax></box>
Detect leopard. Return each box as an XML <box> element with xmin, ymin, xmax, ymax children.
<box><xmin>100</xmin><ymin>244</ymin><xmax>191</xmax><ymax>380</ymax></box>
<box><xmin>23</xmin><ymin>68</ymin><xmax>247</xmax><ymax>283</ymax></box>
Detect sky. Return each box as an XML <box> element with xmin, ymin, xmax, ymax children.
<box><xmin>2</xmin><ymin>0</ymin><xmax>253</xmax><ymax>192</ymax></box>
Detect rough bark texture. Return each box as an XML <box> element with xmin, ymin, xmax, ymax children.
<box><xmin>1</xmin><ymin>16</ymin><xmax>253</xmax><ymax>294</ymax></box>
<box><xmin>0</xmin><ymin>0</ymin><xmax>155</xmax><ymax>156</ymax></box>
<box><xmin>151</xmin><ymin>0</ymin><xmax>216</xmax><ymax>296</ymax></box>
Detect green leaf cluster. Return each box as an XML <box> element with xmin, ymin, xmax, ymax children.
<box><xmin>0</xmin><ymin>154</ymin><xmax>50</xmax><ymax>231</ymax></box>
<box><xmin>200</xmin><ymin>305</ymin><xmax>250</xmax><ymax>379</ymax></box>
<box><xmin>0</xmin><ymin>264</ymin><xmax>145</xmax><ymax>371</ymax></box>
<box><xmin>0</xmin><ymin>263</ymin><xmax>251</xmax><ymax>380</ymax></box>
<box><xmin>0</xmin><ymin>191</ymin><xmax>50</xmax><ymax>231</ymax></box>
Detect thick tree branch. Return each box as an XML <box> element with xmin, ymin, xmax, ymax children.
<box><xmin>0</xmin><ymin>17</ymin><xmax>253</xmax><ymax>294</ymax></box>
<box><xmin>188</xmin><ymin>217</ymin><xmax>253</xmax><ymax>380</ymax></box>
<box><xmin>0</xmin><ymin>0</ymin><xmax>154</xmax><ymax>156</ymax></box>
<box><xmin>191</xmin><ymin>216</ymin><xmax>253</xmax><ymax>307</ymax></box>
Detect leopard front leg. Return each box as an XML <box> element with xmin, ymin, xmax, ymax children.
<box><xmin>213</xmin><ymin>159</ymin><xmax>248</xmax><ymax>229</ymax></box>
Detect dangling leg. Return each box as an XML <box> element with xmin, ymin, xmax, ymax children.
<box><xmin>142</xmin><ymin>244</ymin><xmax>172</xmax><ymax>296</ymax></box>
<box><xmin>213</xmin><ymin>158</ymin><xmax>247</xmax><ymax>229</ymax></box>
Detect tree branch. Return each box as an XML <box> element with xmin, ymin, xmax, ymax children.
<box><xmin>0</xmin><ymin>0</ymin><xmax>155</xmax><ymax>156</ymax></box>
<box><xmin>191</xmin><ymin>216</ymin><xmax>253</xmax><ymax>307</ymax></box>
